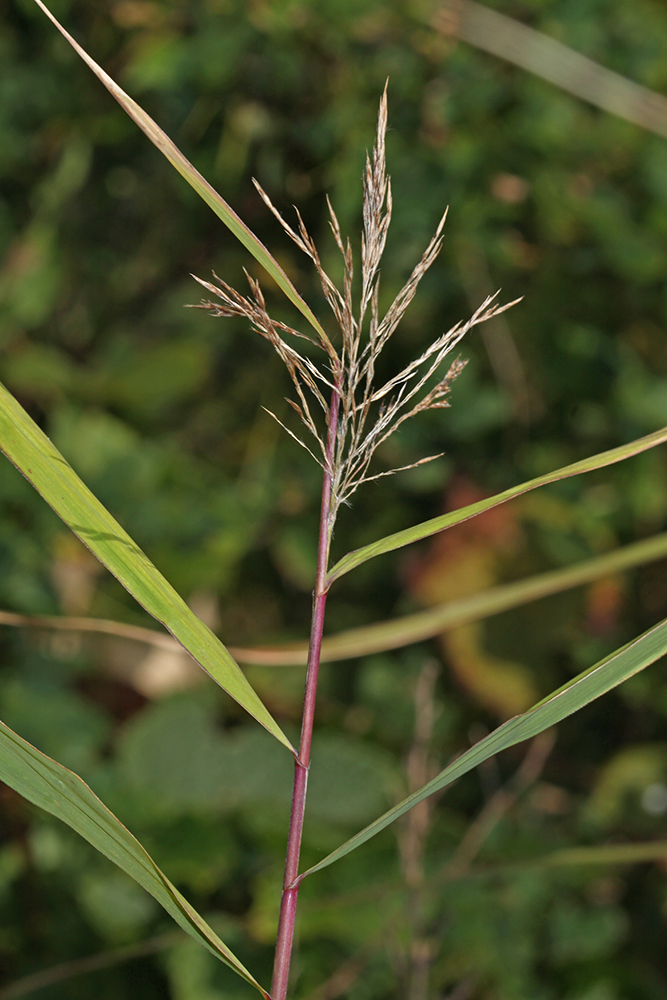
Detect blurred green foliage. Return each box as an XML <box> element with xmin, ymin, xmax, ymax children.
<box><xmin>2</xmin><ymin>0</ymin><xmax>667</xmax><ymax>996</ymax></box>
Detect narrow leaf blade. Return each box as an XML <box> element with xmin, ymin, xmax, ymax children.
<box><xmin>232</xmin><ymin>532</ymin><xmax>667</xmax><ymax>665</ymax></box>
<box><xmin>327</xmin><ymin>426</ymin><xmax>667</xmax><ymax>586</ymax></box>
<box><xmin>0</xmin><ymin>381</ymin><xmax>292</xmax><ymax>752</ymax></box>
<box><xmin>507</xmin><ymin>839</ymin><xmax>667</xmax><ymax>874</ymax></box>
<box><xmin>0</xmin><ymin>721</ymin><xmax>269</xmax><ymax>997</ymax></box>
<box><xmin>31</xmin><ymin>0</ymin><xmax>327</xmax><ymax>342</ymax></box>
<box><xmin>300</xmin><ymin>615</ymin><xmax>667</xmax><ymax>879</ymax></box>
<box><xmin>3</xmin><ymin>532</ymin><xmax>666</xmax><ymax>670</ymax></box>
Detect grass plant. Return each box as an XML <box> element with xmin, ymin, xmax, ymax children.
<box><xmin>2</xmin><ymin>4</ymin><xmax>667</xmax><ymax>997</ymax></box>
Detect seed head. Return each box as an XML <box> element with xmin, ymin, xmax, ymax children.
<box><xmin>191</xmin><ymin>87</ymin><xmax>520</xmax><ymax>520</ymax></box>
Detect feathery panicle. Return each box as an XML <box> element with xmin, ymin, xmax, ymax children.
<box><xmin>360</xmin><ymin>81</ymin><xmax>392</xmax><ymax>331</ymax></box>
<box><xmin>251</xmin><ymin>180</ymin><xmax>343</xmax><ymax>371</ymax></box>
<box><xmin>192</xmin><ymin>91</ymin><xmax>520</xmax><ymax>519</ymax></box>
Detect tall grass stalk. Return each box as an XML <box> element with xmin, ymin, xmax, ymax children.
<box><xmin>191</xmin><ymin>89</ymin><xmax>513</xmax><ymax>998</ymax></box>
<box><xmin>2</xmin><ymin>8</ymin><xmax>667</xmax><ymax>998</ymax></box>
<box><xmin>271</xmin><ymin>384</ymin><xmax>339</xmax><ymax>1000</ymax></box>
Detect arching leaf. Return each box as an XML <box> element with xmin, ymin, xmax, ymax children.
<box><xmin>327</xmin><ymin>426</ymin><xmax>667</xmax><ymax>586</ymax></box>
<box><xmin>0</xmin><ymin>719</ymin><xmax>269</xmax><ymax>997</ymax></box>
<box><xmin>31</xmin><ymin>0</ymin><xmax>328</xmax><ymax>345</ymax></box>
<box><xmin>0</xmin><ymin>380</ymin><xmax>292</xmax><ymax>751</ymax></box>
<box><xmin>300</xmin><ymin>615</ymin><xmax>667</xmax><ymax>879</ymax></box>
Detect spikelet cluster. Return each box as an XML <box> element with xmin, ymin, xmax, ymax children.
<box><xmin>192</xmin><ymin>87</ymin><xmax>518</xmax><ymax>520</ymax></box>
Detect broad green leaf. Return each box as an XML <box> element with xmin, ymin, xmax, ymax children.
<box><xmin>299</xmin><ymin>615</ymin><xmax>667</xmax><ymax>880</ymax></box>
<box><xmin>0</xmin><ymin>719</ymin><xmax>269</xmax><ymax>997</ymax></box>
<box><xmin>0</xmin><ymin>381</ymin><xmax>292</xmax><ymax>752</ymax></box>
<box><xmin>232</xmin><ymin>532</ymin><xmax>667</xmax><ymax>665</ymax></box>
<box><xmin>326</xmin><ymin>425</ymin><xmax>667</xmax><ymax>586</ymax></box>
<box><xmin>31</xmin><ymin>0</ymin><xmax>329</xmax><ymax>347</ymax></box>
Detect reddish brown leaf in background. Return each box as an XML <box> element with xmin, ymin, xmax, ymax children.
<box><xmin>407</xmin><ymin>476</ymin><xmax>538</xmax><ymax>718</ymax></box>
<box><xmin>585</xmin><ymin>576</ymin><xmax>626</xmax><ymax>636</ymax></box>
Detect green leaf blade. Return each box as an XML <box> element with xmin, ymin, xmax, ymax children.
<box><xmin>0</xmin><ymin>381</ymin><xmax>292</xmax><ymax>752</ymax></box>
<box><xmin>232</xmin><ymin>532</ymin><xmax>667</xmax><ymax>665</ymax></box>
<box><xmin>31</xmin><ymin>0</ymin><xmax>327</xmax><ymax>344</ymax></box>
<box><xmin>2</xmin><ymin>531</ymin><xmax>666</xmax><ymax>676</ymax></box>
<box><xmin>0</xmin><ymin>720</ymin><xmax>269</xmax><ymax>997</ymax></box>
<box><xmin>300</xmin><ymin>615</ymin><xmax>667</xmax><ymax>880</ymax></box>
<box><xmin>326</xmin><ymin>425</ymin><xmax>667</xmax><ymax>586</ymax></box>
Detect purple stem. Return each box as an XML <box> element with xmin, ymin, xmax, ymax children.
<box><xmin>270</xmin><ymin>385</ymin><xmax>340</xmax><ymax>1000</ymax></box>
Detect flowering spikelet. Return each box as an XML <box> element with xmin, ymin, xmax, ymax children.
<box><xmin>192</xmin><ymin>85</ymin><xmax>520</xmax><ymax>520</ymax></box>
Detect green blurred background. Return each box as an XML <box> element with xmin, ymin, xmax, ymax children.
<box><xmin>2</xmin><ymin>0</ymin><xmax>667</xmax><ymax>996</ymax></box>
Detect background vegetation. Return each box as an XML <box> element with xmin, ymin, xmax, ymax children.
<box><xmin>2</xmin><ymin>0</ymin><xmax>667</xmax><ymax>997</ymax></box>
